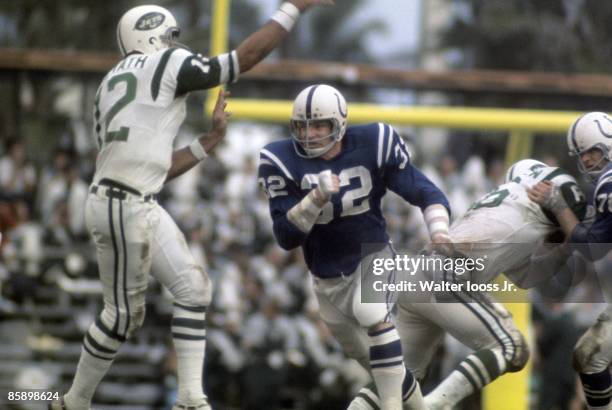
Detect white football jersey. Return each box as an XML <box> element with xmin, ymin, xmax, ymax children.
<box><xmin>92</xmin><ymin>47</ymin><xmax>238</xmax><ymax>195</ymax></box>
<box><xmin>450</xmin><ymin>165</ymin><xmax>586</xmax><ymax>283</ymax></box>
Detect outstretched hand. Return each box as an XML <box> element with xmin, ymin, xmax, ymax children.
<box><xmin>211</xmin><ymin>89</ymin><xmax>231</xmax><ymax>138</ymax></box>
<box><xmin>198</xmin><ymin>89</ymin><xmax>231</xmax><ymax>155</ymax></box>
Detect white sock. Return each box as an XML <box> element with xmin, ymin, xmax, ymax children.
<box><xmin>64</xmin><ymin>318</ymin><xmax>122</xmax><ymax>409</ymax></box>
<box><xmin>426</xmin><ymin>348</ymin><xmax>506</xmax><ymax>407</ymax></box>
<box><xmin>368</xmin><ymin>326</ymin><xmax>405</xmax><ymax>410</ymax></box>
<box><xmin>172</xmin><ymin>303</ymin><xmax>208</xmax><ymax>404</ymax></box>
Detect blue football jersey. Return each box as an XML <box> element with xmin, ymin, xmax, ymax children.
<box><xmin>570</xmin><ymin>163</ymin><xmax>612</xmax><ymax>243</ymax></box>
<box><xmin>571</xmin><ymin>162</ymin><xmax>612</xmax><ymax>245</ymax></box>
<box><xmin>258</xmin><ymin>123</ymin><xmax>450</xmax><ymax>278</ymax></box>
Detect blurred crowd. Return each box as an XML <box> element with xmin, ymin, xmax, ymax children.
<box><xmin>0</xmin><ymin>124</ymin><xmax>607</xmax><ymax>409</ymax></box>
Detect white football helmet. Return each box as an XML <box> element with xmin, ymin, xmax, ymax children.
<box><xmin>290</xmin><ymin>84</ymin><xmax>348</xmax><ymax>158</ymax></box>
<box><xmin>505</xmin><ymin>158</ymin><xmax>547</xmax><ymax>183</ymax></box>
<box><xmin>116</xmin><ymin>5</ymin><xmax>180</xmax><ymax>56</ymax></box>
<box><xmin>567</xmin><ymin>111</ymin><xmax>612</xmax><ymax>178</ymax></box>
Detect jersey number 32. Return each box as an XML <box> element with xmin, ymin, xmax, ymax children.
<box><xmin>259</xmin><ymin>165</ymin><xmax>373</xmax><ymax>224</ymax></box>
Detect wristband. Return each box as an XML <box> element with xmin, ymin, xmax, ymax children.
<box><xmin>424</xmin><ymin>204</ymin><xmax>450</xmax><ymax>238</ymax></box>
<box><xmin>271</xmin><ymin>2</ymin><xmax>300</xmax><ymax>32</ymax></box>
<box><xmin>189</xmin><ymin>139</ymin><xmax>208</xmax><ymax>161</ymax></box>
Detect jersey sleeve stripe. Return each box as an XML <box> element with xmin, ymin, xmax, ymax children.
<box><xmin>377</xmin><ymin>123</ymin><xmax>385</xmax><ymax>168</ymax></box>
<box><xmin>259</xmin><ymin>158</ymin><xmax>274</xmax><ymax>167</ymax></box>
<box><xmin>229</xmin><ymin>50</ymin><xmax>238</xmax><ymax>83</ymax></box>
<box><xmin>595</xmin><ymin>174</ymin><xmax>612</xmax><ymax>197</ymax></box>
<box><xmin>151</xmin><ymin>48</ymin><xmax>179</xmax><ymax>101</ymax></box>
<box><xmin>599</xmin><ymin>168</ymin><xmax>612</xmax><ymax>182</ymax></box>
<box><xmin>218</xmin><ymin>51</ymin><xmax>240</xmax><ymax>84</ymax></box>
<box><xmin>260</xmin><ymin>149</ymin><xmax>295</xmax><ymax>182</ymax></box>
<box><xmin>385</xmin><ymin>125</ymin><xmax>393</xmax><ymax>163</ymax></box>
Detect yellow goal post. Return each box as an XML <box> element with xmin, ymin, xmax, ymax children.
<box><xmin>206</xmin><ymin>2</ymin><xmax>583</xmax><ymax>409</ymax></box>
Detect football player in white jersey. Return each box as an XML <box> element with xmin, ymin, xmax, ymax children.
<box><xmin>51</xmin><ymin>2</ymin><xmax>333</xmax><ymax>410</ymax></box>
<box><xmin>528</xmin><ymin>111</ymin><xmax>612</xmax><ymax>410</ymax></box>
<box><xmin>348</xmin><ymin>159</ymin><xmax>588</xmax><ymax>410</ymax></box>
<box><xmin>450</xmin><ymin>158</ymin><xmax>587</xmax><ymax>287</ymax></box>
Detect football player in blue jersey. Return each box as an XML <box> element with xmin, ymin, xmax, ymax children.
<box><xmin>258</xmin><ymin>84</ymin><xmax>452</xmax><ymax>410</ymax></box>
<box><xmin>528</xmin><ymin>111</ymin><xmax>612</xmax><ymax>410</ymax></box>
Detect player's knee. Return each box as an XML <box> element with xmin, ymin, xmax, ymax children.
<box><xmin>572</xmin><ymin>338</ymin><xmax>594</xmax><ymax>373</ymax></box>
<box><xmin>572</xmin><ymin>322</ymin><xmax>607</xmax><ymax>373</ymax></box>
<box><xmin>100</xmin><ymin>298</ymin><xmax>146</xmax><ymax>340</ymax></box>
<box><xmin>572</xmin><ymin>349</ymin><xmax>585</xmax><ymax>372</ymax></box>
<box><xmin>366</xmin><ymin>321</ymin><xmax>394</xmax><ymax>334</ymax></box>
<box><xmin>125</xmin><ymin>305</ymin><xmax>146</xmax><ymax>338</ymax></box>
<box><xmin>172</xmin><ymin>266</ymin><xmax>213</xmax><ymax>307</ymax></box>
<box><xmin>98</xmin><ymin>307</ymin><xmax>129</xmax><ymax>342</ymax></box>
<box><xmin>353</xmin><ymin>302</ymin><xmax>388</xmax><ymax>329</ymax></box>
<box><xmin>506</xmin><ymin>331</ymin><xmax>529</xmax><ymax>372</ymax></box>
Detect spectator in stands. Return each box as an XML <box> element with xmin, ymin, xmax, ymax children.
<box><xmin>0</xmin><ymin>139</ymin><xmax>36</xmax><ymax>200</ymax></box>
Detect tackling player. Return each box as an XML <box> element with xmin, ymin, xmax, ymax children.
<box><xmin>51</xmin><ymin>2</ymin><xmax>333</xmax><ymax>410</ymax></box>
<box><xmin>349</xmin><ymin>158</ymin><xmax>588</xmax><ymax>410</ymax></box>
<box><xmin>528</xmin><ymin>111</ymin><xmax>612</xmax><ymax>410</ymax></box>
<box><xmin>258</xmin><ymin>84</ymin><xmax>452</xmax><ymax>409</ymax></box>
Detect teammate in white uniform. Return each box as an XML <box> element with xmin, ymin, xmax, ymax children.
<box><xmin>51</xmin><ymin>2</ymin><xmax>333</xmax><ymax>410</ymax></box>
<box><xmin>529</xmin><ymin>111</ymin><xmax>612</xmax><ymax>410</ymax></box>
<box><xmin>348</xmin><ymin>159</ymin><xmax>587</xmax><ymax>410</ymax></box>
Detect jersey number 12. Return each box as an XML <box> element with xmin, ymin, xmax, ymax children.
<box><xmin>97</xmin><ymin>72</ymin><xmax>137</xmax><ymax>144</ymax></box>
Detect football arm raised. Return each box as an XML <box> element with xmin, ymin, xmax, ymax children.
<box><xmin>165</xmin><ymin>90</ymin><xmax>230</xmax><ymax>182</ymax></box>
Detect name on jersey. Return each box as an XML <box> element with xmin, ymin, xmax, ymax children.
<box><xmin>111</xmin><ymin>55</ymin><xmax>148</xmax><ymax>74</ymax></box>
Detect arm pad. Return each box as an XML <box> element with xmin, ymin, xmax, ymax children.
<box><xmin>286</xmin><ymin>190</ymin><xmax>325</xmax><ymax>233</ymax></box>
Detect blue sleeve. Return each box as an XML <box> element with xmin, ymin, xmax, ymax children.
<box><xmin>382</xmin><ymin>128</ymin><xmax>450</xmax><ymax>215</ymax></box>
<box><xmin>258</xmin><ymin>154</ymin><xmax>307</xmax><ymax>250</ymax></box>
<box><xmin>570</xmin><ymin>215</ymin><xmax>612</xmax><ymax>244</ymax></box>
<box><xmin>569</xmin><ymin>181</ymin><xmax>612</xmax><ymax>259</ymax></box>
